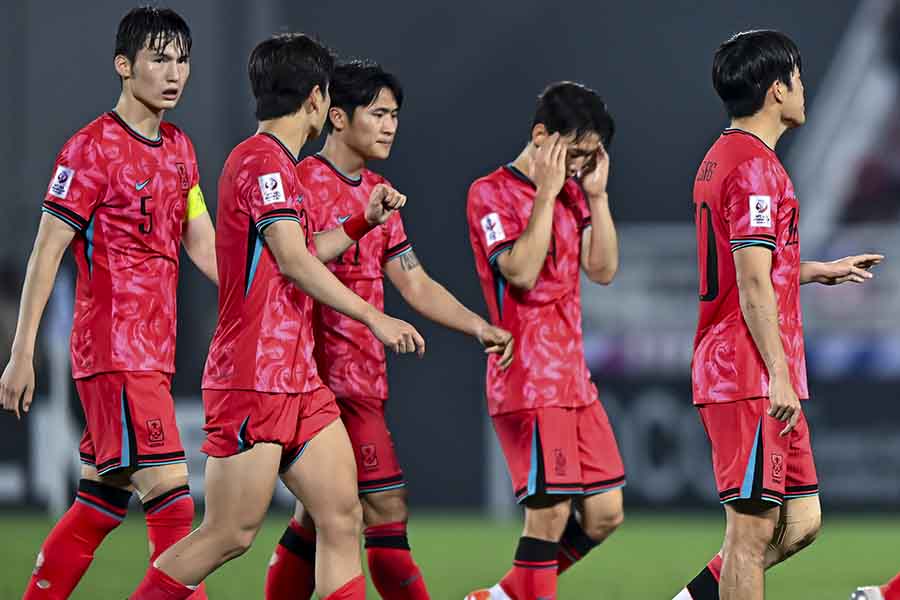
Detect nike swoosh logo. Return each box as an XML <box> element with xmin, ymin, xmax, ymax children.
<box><xmin>337</xmin><ymin>214</ymin><xmax>351</xmax><ymax>223</ymax></box>
<box><xmin>400</xmin><ymin>574</ymin><xmax>420</xmax><ymax>587</ymax></box>
<box><xmin>135</xmin><ymin>177</ymin><xmax>152</xmax><ymax>191</ymax></box>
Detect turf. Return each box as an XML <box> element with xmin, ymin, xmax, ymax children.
<box><xmin>0</xmin><ymin>511</ymin><xmax>895</xmax><ymax>598</ymax></box>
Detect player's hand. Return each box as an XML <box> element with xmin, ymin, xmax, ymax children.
<box><xmin>364</xmin><ymin>183</ymin><xmax>406</xmax><ymax>226</ymax></box>
<box><xmin>767</xmin><ymin>369</ymin><xmax>801</xmax><ymax>436</ymax></box>
<box><xmin>477</xmin><ymin>323</ymin><xmax>514</xmax><ymax>369</ymax></box>
<box><xmin>369</xmin><ymin>313</ymin><xmax>425</xmax><ymax>357</ymax></box>
<box><xmin>532</xmin><ymin>133</ymin><xmax>567</xmax><ymax>199</ymax></box>
<box><xmin>814</xmin><ymin>254</ymin><xmax>884</xmax><ymax>285</ymax></box>
<box><xmin>0</xmin><ymin>353</ymin><xmax>35</xmax><ymax>420</ymax></box>
<box><xmin>579</xmin><ymin>146</ymin><xmax>610</xmax><ymax>200</ymax></box>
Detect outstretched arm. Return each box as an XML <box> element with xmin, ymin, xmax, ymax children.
<box><xmin>385</xmin><ymin>251</ymin><xmax>513</xmax><ymax>367</ymax></box>
<box><xmin>799</xmin><ymin>254</ymin><xmax>884</xmax><ymax>285</ymax></box>
<box><xmin>1</xmin><ymin>215</ymin><xmax>75</xmax><ymax>417</ymax></box>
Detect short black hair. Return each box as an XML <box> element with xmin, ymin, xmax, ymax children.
<box><xmin>114</xmin><ymin>6</ymin><xmax>191</xmax><ymax>64</ymax></box>
<box><xmin>248</xmin><ymin>33</ymin><xmax>335</xmax><ymax>121</ymax></box>
<box><xmin>712</xmin><ymin>30</ymin><xmax>803</xmax><ymax>118</ymax></box>
<box><xmin>533</xmin><ymin>82</ymin><xmax>615</xmax><ymax>149</ymax></box>
<box><xmin>327</xmin><ymin>59</ymin><xmax>404</xmax><ymax>132</ymax></box>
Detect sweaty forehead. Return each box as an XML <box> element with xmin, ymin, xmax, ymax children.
<box><xmin>141</xmin><ymin>34</ymin><xmax>189</xmax><ymax>58</ymax></box>
<box><xmin>565</xmin><ymin>132</ymin><xmax>601</xmax><ymax>153</ymax></box>
<box><xmin>367</xmin><ymin>87</ymin><xmax>399</xmax><ymax>111</ymax></box>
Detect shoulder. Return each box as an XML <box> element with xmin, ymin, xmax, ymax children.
<box><xmin>468</xmin><ymin>168</ymin><xmax>507</xmax><ymax>203</ymax></box>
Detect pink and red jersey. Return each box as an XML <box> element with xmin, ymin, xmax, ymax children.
<box><xmin>42</xmin><ymin>112</ymin><xmax>200</xmax><ymax>378</ymax></box>
<box><xmin>692</xmin><ymin>129</ymin><xmax>808</xmax><ymax>405</ymax></box>
<box><xmin>202</xmin><ymin>133</ymin><xmax>322</xmax><ymax>394</ymax></box>
<box><xmin>467</xmin><ymin>165</ymin><xmax>596</xmax><ymax>416</ymax></box>
<box><xmin>299</xmin><ymin>155</ymin><xmax>411</xmax><ymax>400</ymax></box>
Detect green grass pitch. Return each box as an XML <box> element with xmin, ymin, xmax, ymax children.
<box><xmin>0</xmin><ymin>512</ymin><xmax>896</xmax><ymax>598</ymax></box>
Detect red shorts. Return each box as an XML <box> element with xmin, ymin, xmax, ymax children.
<box><xmin>76</xmin><ymin>371</ymin><xmax>185</xmax><ymax>475</ymax></box>
<box><xmin>698</xmin><ymin>398</ymin><xmax>819</xmax><ymax>506</ymax></box>
<box><xmin>202</xmin><ymin>386</ymin><xmax>340</xmax><ymax>473</ymax></box>
<box><xmin>337</xmin><ymin>396</ymin><xmax>404</xmax><ymax>494</ymax></box>
<box><xmin>492</xmin><ymin>402</ymin><xmax>626</xmax><ymax>504</ymax></box>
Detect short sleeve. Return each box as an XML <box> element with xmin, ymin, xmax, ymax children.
<box><xmin>467</xmin><ymin>178</ymin><xmax>524</xmax><ymax>266</ymax></box>
<box><xmin>383</xmin><ymin>212</ymin><xmax>412</xmax><ymax>263</ymax></box>
<box><xmin>42</xmin><ymin>133</ymin><xmax>107</xmax><ymax>233</ymax></box>
<box><xmin>237</xmin><ymin>151</ymin><xmax>301</xmax><ymax>235</ymax></box>
<box><xmin>723</xmin><ymin>157</ymin><xmax>781</xmax><ymax>252</ymax></box>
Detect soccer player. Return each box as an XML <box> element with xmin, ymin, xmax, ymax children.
<box><xmin>853</xmin><ymin>575</ymin><xmax>900</xmax><ymax>599</ymax></box>
<box><xmin>0</xmin><ymin>7</ymin><xmax>214</xmax><ymax>599</ymax></box>
<box><xmin>673</xmin><ymin>30</ymin><xmax>884</xmax><ymax>600</ymax></box>
<box><xmin>263</xmin><ymin>60</ymin><xmax>514</xmax><ymax>600</ymax></box>
<box><xmin>464</xmin><ymin>82</ymin><xmax>625</xmax><ymax>600</ymax></box>
<box><xmin>129</xmin><ymin>34</ymin><xmax>426</xmax><ymax>600</ymax></box>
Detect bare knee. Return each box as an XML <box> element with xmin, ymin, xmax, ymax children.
<box><xmin>581</xmin><ymin>504</ymin><xmax>624</xmax><ymax>542</ymax></box>
<box><xmin>769</xmin><ymin>511</ymin><xmax>822</xmax><ymax>565</ymax></box>
<box><xmin>362</xmin><ymin>488</ymin><xmax>409</xmax><ymax>526</ymax></box>
<box><xmin>524</xmin><ymin>496</ymin><xmax>572</xmax><ymax>540</ymax></box>
<box><xmin>316</xmin><ymin>494</ymin><xmax>363</xmax><ymax>541</ymax></box>
<box><xmin>723</xmin><ymin>504</ymin><xmax>777</xmax><ymax>569</ymax></box>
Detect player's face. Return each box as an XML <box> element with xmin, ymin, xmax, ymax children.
<box><xmin>346</xmin><ymin>87</ymin><xmax>400</xmax><ymax>161</ymax></box>
<box><xmin>127</xmin><ymin>39</ymin><xmax>190</xmax><ymax>111</ymax></box>
<box><xmin>563</xmin><ymin>132</ymin><xmax>601</xmax><ymax>178</ymax></box>
<box><xmin>782</xmin><ymin>67</ymin><xmax>806</xmax><ymax>127</ymax></box>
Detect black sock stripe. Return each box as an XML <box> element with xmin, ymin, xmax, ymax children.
<box><xmin>686</xmin><ymin>566</ymin><xmax>720</xmax><ymax>599</ymax></box>
<box><xmin>142</xmin><ymin>485</ymin><xmax>191</xmax><ymax>512</ymax></box>
<box><xmin>77</xmin><ymin>478</ymin><xmax>132</xmax><ymax>509</ymax></box>
<box><xmin>514</xmin><ymin>536</ymin><xmax>559</xmax><ymax>563</ymax></box>
<box><xmin>560</xmin><ymin>515</ymin><xmax>597</xmax><ymax>557</ymax></box>
<box><xmin>279</xmin><ymin>527</ymin><xmax>316</xmax><ymax>562</ymax></box>
<box><xmin>364</xmin><ymin>534</ymin><xmax>411</xmax><ymax>550</ymax></box>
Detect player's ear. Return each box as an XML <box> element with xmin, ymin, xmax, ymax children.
<box><xmin>531</xmin><ymin>123</ymin><xmax>549</xmax><ymax>147</ymax></box>
<box><xmin>114</xmin><ymin>54</ymin><xmax>132</xmax><ymax>80</ymax></box>
<box><xmin>328</xmin><ymin>106</ymin><xmax>348</xmax><ymax>132</ymax></box>
<box><xmin>307</xmin><ymin>84</ymin><xmax>328</xmax><ymax>114</ymax></box>
<box><xmin>771</xmin><ymin>79</ymin><xmax>786</xmax><ymax>105</ymax></box>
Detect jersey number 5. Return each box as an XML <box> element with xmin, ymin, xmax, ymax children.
<box><xmin>139</xmin><ymin>195</ymin><xmax>153</xmax><ymax>234</ymax></box>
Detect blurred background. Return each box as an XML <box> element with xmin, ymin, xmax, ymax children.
<box><xmin>1</xmin><ymin>0</ymin><xmax>898</xmax><ymax>597</ymax></box>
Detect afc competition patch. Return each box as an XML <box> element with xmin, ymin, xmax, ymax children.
<box><xmin>749</xmin><ymin>195</ymin><xmax>772</xmax><ymax>228</ymax></box>
<box><xmin>49</xmin><ymin>166</ymin><xmax>75</xmax><ymax>199</ymax></box>
<box><xmin>481</xmin><ymin>212</ymin><xmax>506</xmax><ymax>244</ymax></box>
<box><xmin>258</xmin><ymin>172</ymin><xmax>285</xmax><ymax>205</ymax></box>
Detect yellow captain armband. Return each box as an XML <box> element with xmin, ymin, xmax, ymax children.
<box><xmin>185</xmin><ymin>184</ymin><xmax>208</xmax><ymax>221</ymax></box>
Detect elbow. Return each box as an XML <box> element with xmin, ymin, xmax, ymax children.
<box><xmin>586</xmin><ymin>263</ymin><xmax>618</xmax><ymax>285</ymax></box>
<box><xmin>507</xmin><ymin>272</ymin><xmax>538</xmax><ymax>291</ymax></box>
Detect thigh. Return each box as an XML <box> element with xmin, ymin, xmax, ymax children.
<box><xmin>203</xmin><ymin>443</ymin><xmax>282</xmax><ymax>530</ymax></box>
<box><xmin>577</xmin><ymin>401</ymin><xmax>626</xmax><ymax>496</ymax></box>
<box><xmin>77</xmin><ymin>371</ymin><xmax>185</xmax><ymax>476</ymax></box>
<box><xmin>338</xmin><ymin>395</ymin><xmax>405</xmax><ymax>494</ymax></box>
<box><xmin>280</xmin><ymin>419</ymin><xmax>359</xmax><ymax>521</ymax></box>
<box><xmin>579</xmin><ymin>487</ymin><xmax>624</xmax><ymax>525</ymax></box>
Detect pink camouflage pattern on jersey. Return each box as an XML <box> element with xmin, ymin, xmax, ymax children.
<box><xmin>299</xmin><ymin>155</ymin><xmax>411</xmax><ymax>401</ymax></box>
<box><xmin>42</xmin><ymin>112</ymin><xmax>199</xmax><ymax>378</ymax></box>
<box><xmin>467</xmin><ymin>166</ymin><xmax>598</xmax><ymax>416</ymax></box>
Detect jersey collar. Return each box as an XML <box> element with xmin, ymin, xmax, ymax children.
<box><xmin>258</xmin><ymin>132</ymin><xmax>300</xmax><ymax>165</ymax></box>
<box><xmin>503</xmin><ymin>163</ymin><xmax>536</xmax><ymax>189</ymax></box>
<box><xmin>313</xmin><ymin>153</ymin><xmax>363</xmax><ymax>186</ymax></box>
<box><xmin>108</xmin><ymin>111</ymin><xmax>163</xmax><ymax>147</ymax></box>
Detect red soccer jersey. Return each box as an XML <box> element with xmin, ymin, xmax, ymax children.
<box><xmin>299</xmin><ymin>155</ymin><xmax>411</xmax><ymax>400</ymax></box>
<box><xmin>467</xmin><ymin>165</ymin><xmax>596</xmax><ymax>416</ymax></box>
<box><xmin>42</xmin><ymin>112</ymin><xmax>200</xmax><ymax>378</ymax></box>
<box><xmin>202</xmin><ymin>133</ymin><xmax>322</xmax><ymax>394</ymax></box>
<box><xmin>692</xmin><ymin>129</ymin><xmax>808</xmax><ymax>405</ymax></box>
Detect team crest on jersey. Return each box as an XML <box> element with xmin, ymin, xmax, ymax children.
<box><xmin>175</xmin><ymin>162</ymin><xmax>190</xmax><ymax>190</ymax></box>
<box><xmin>750</xmin><ymin>195</ymin><xmax>772</xmax><ymax>228</ymax></box>
<box><xmin>147</xmin><ymin>418</ymin><xmax>165</xmax><ymax>446</ymax></box>
<box><xmin>553</xmin><ymin>448</ymin><xmax>567</xmax><ymax>476</ymax></box>
<box><xmin>49</xmin><ymin>166</ymin><xmax>75</xmax><ymax>199</ymax></box>
<box><xmin>481</xmin><ymin>212</ymin><xmax>506</xmax><ymax>244</ymax></box>
<box><xmin>258</xmin><ymin>172</ymin><xmax>285</xmax><ymax>205</ymax></box>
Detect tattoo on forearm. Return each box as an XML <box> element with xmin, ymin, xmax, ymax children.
<box><xmin>399</xmin><ymin>250</ymin><xmax>420</xmax><ymax>271</ymax></box>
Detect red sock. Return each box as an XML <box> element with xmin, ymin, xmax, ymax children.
<box><xmin>556</xmin><ymin>515</ymin><xmax>598</xmax><ymax>574</ymax></box>
<box><xmin>143</xmin><ymin>485</ymin><xmax>207</xmax><ymax>600</ymax></box>
<box><xmin>364</xmin><ymin>522</ymin><xmax>430</xmax><ymax>600</ymax></box>
<box><xmin>499</xmin><ymin>537</ymin><xmax>559</xmax><ymax>600</ymax></box>
<box><xmin>882</xmin><ymin>571</ymin><xmax>900</xmax><ymax>600</ymax></box>
<box><xmin>322</xmin><ymin>574</ymin><xmax>366</xmax><ymax>600</ymax></box>
<box><xmin>265</xmin><ymin>518</ymin><xmax>317</xmax><ymax>600</ymax></box>
<box><xmin>24</xmin><ymin>479</ymin><xmax>130</xmax><ymax>599</ymax></box>
<box><xmin>130</xmin><ymin>566</ymin><xmax>195</xmax><ymax>600</ymax></box>
<box><xmin>684</xmin><ymin>554</ymin><xmax>723</xmax><ymax>599</ymax></box>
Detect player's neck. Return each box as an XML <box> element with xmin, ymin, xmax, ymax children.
<box><xmin>509</xmin><ymin>143</ymin><xmax>536</xmax><ymax>180</ymax></box>
<box><xmin>319</xmin><ymin>136</ymin><xmax>366</xmax><ymax>178</ymax></box>
<box><xmin>113</xmin><ymin>92</ymin><xmax>164</xmax><ymax>140</ymax></box>
<box><xmin>257</xmin><ymin>114</ymin><xmax>311</xmax><ymax>161</ymax></box>
<box><xmin>728</xmin><ymin>113</ymin><xmax>788</xmax><ymax>151</ymax></box>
